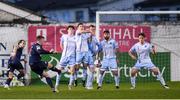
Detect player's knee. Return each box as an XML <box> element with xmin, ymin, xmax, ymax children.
<box><xmin>113</xmin><ymin>71</ymin><xmax>118</xmax><ymax>76</ymax></box>
<box><xmin>48</xmin><ymin>63</ymin><xmax>53</xmax><ymax>68</ymax></box>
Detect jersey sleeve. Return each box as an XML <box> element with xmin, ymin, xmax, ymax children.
<box><xmin>60</xmin><ymin>35</ymin><xmax>65</xmax><ymax>44</ymax></box>
<box><xmin>35</xmin><ymin>45</ymin><xmax>51</xmax><ymax>54</ymax></box>
<box><xmin>129</xmin><ymin>44</ymin><xmax>136</xmax><ymax>53</ymax></box>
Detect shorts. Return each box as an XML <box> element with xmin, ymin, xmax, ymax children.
<box><xmin>88</xmin><ymin>52</ymin><xmax>95</xmax><ymax>67</ymax></box>
<box><xmin>30</xmin><ymin>61</ymin><xmax>48</xmax><ymax>76</ymax></box>
<box><xmin>59</xmin><ymin>55</ymin><xmax>76</xmax><ymax>68</ymax></box>
<box><xmin>101</xmin><ymin>58</ymin><xmax>117</xmax><ymax>71</ymax></box>
<box><xmin>133</xmin><ymin>60</ymin><xmax>155</xmax><ymax>70</ymax></box>
<box><xmin>8</xmin><ymin>61</ymin><xmax>24</xmax><ymax>72</ymax></box>
<box><xmin>76</xmin><ymin>52</ymin><xmax>89</xmax><ymax>64</ymax></box>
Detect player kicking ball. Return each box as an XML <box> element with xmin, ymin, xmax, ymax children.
<box><xmin>129</xmin><ymin>33</ymin><xmax>169</xmax><ymax>89</ymax></box>
<box><xmin>55</xmin><ymin>25</ymin><xmax>76</xmax><ymax>90</ymax></box>
<box><xmin>4</xmin><ymin>40</ymin><xmax>26</xmax><ymax>90</ymax></box>
<box><xmin>97</xmin><ymin>30</ymin><xmax>120</xmax><ymax>89</ymax></box>
<box><xmin>29</xmin><ymin>35</ymin><xmax>61</xmax><ymax>92</ymax></box>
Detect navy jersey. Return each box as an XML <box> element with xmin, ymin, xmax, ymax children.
<box><xmin>29</xmin><ymin>43</ymin><xmax>51</xmax><ymax>64</ymax></box>
<box><xmin>9</xmin><ymin>47</ymin><xmax>23</xmax><ymax>63</ymax></box>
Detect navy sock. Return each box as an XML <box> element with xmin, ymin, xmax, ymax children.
<box><xmin>46</xmin><ymin>77</ymin><xmax>54</xmax><ymax>88</ymax></box>
<box><xmin>6</xmin><ymin>78</ymin><xmax>13</xmax><ymax>86</ymax></box>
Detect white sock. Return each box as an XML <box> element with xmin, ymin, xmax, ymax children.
<box><xmin>114</xmin><ymin>75</ymin><xmax>120</xmax><ymax>86</ymax></box>
<box><xmin>86</xmin><ymin>72</ymin><xmax>94</xmax><ymax>87</ymax></box>
<box><xmin>55</xmin><ymin>73</ymin><xmax>61</xmax><ymax>87</ymax></box>
<box><xmin>157</xmin><ymin>73</ymin><xmax>166</xmax><ymax>86</ymax></box>
<box><xmin>130</xmin><ymin>76</ymin><xmax>136</xmax><ymax>87</ymax></box>
<box><xmin>69</xmin><ymin>74</ymin><xmax>74</xmax><ymax>86</ymax></box>
<box><xmin>98</xmin><ymin>74</ymin><xmax>104</xmax><ymax>87</ymax></box>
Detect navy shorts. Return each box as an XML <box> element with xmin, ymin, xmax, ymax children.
<box><xmin>8</xmin><ymin>61</ymin><xmax>24</xmax><ymax>72</ymax></box>
<box><xmin>30</xmin><ymin>61</ymin><xmax>48</xmax><ymax>76</ymax></box>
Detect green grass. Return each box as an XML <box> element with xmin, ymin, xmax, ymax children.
<box><xmin>0</xmin><ymin>82</ymin><xmax>180</xmax><ymax>99</ymax></box>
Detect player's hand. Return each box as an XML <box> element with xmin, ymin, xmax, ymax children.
<box><xmin>116</xmin><ymin>59</ymin><xmax>119</xmax><ymax>63</ymax></box>
<box><xmin>50</xmin><ymin>49</ymin><xmax>55</xmax><ymax>53</ymax></box>
<box><xmin>131</xmin><ymin>55</ymin><xmax>137</xmax><ymax>60</ymax></box>
<box><xmin>24</xmin><ymin>59</ymin><xmax>27</xmax><ymax>64</ymax></box>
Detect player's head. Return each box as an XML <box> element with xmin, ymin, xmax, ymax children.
<box><xmin>18</xmin><ymin>40</ymin><xmax>26</xmax><ymax>48</ymax></box>
<box><xmin>138</xmin><ymin>33</ymin><xmax>146</xmax><ymax>44</ymax></box>
<box><xmin>103</xmin><ymin>30</ymin><xmax>110</xmax><ymax>40</ymax></box>
<box><xmin>89</xmin><ymin>25</ymin><xmax>95</xmax><ymax>35</ymax></box>
<box><xmin>67</xmin><ymin>25</ymin><xmax>75</xmax><ymax>35</ymax></box>
<box><xmin>36</xmin><ymin>35</ymin><xmax>45</xmax><ymax>44</ymax></box>
<box><xmin>77</xmin><ymin>23</ymin><xmax>84</xmax><ymax>31</ymax></box>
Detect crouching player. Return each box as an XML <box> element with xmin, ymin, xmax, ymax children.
<box><xmin>97</xmin><ymin>30</ymin><xmax>120</xmax><ymax>89</ymax></box>
<box><xmin>55</xmin><ymin>25</ymin><xmax>76</xmax><ymax>90</ymax></box>
<box><xmin>29</xmin><ymin>35</ymin><xmax>61</xmax><ymax>92</ymax></box>
<box><xmin>129</xmin><ymin>33</ymin><xmax>169</xmax><ymax>89</ymax></box>
<box><xmin>86</xmin><ymin>25</ymin><xmax>100</xmax><ymax>89</ymax></box>
<box><xmin>4</xmin><ymin>40</ymin><xmax>26</xmax><ymax>89</ymax></box>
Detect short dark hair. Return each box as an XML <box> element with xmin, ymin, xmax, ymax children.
<box><xmin>89</xmin><ymin>25</ymin><xmax>95</xmax><ymax>28</ymax></box>
<box><xmin>18</xmin><ymin>40</ymin><xmax>25</xmax><ymax>45</ymax></box>
<box><xmin>67</xmin><ymin>25</ymin><xmax>75</xmax><ymax>30</ymax></box>
<box><xmin>103</xmin><ymin>30</ymin><xmax>110</xmax><ymax>34</ymax></box>
<box><xmin>36</xmin><ymin>35</ymin><xmax>45</xmax><ymax>40</ymax></box>
<box><xmin>77</xmin><ymin>23</ymin><xmax>83</xmax><ymax>28</ymax></box>
<box><xmin>138</xmin><ymin>32</ymin><xmax>146</xmax><ymax>37</ymax></box>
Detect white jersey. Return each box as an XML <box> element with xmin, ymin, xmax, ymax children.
<box><xmin>75</xmin><ymin>31</ymin><xmax>90</xmax><ymax>52</ymax></box>
<box><xmin>129</xmin><ymin>42</ymin><xmax>153</xmax><ymax>63</ymax></box>
<box><xmin>61</xmin><ymin>34</ymin><xmax>76</xmax><ymax>57</ymax></box>
<box><xmin>100</xmin><ymin>39</ymin><xmax>118</xmax><ymax>59</ymax></box>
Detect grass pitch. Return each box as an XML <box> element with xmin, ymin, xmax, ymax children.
<box><xmin>0</xmin><ymin>82</ymin><xmax>180</xmax><ymax>99</ymax></box>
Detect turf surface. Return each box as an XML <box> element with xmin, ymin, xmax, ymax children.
<box><xmin>0</xmin><ymin>82</ymin><xmax>180</xmax><ymax>99</ymax></box>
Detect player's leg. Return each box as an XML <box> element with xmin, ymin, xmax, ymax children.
<box><xmin>47</xmin><ymin>62</ymin><xmax>61</xmax><ymax>73</ymax></box>
<box><xmin>110</xmin><ymin>59</ymin><xmax>120</xmax><ymax>89</ymax></box>
<box><xmin>4</xmin><ymin>63</ymin><xmax>15</xmax><ymax>89</ymax></box>
<box><xmin>30</xmin><ymin>63</ymin><xmax>56</xmax><ymax>92</ymax></box>
<box><xmin>130</xmin><ymin>67</ymin><xmax>139</xmax><ymax>89</ymax></box>
<box><xmin>42</xmin><ymin>71</ymin><xmax>56</xmax><ymax>92</ymax></box>
<box><xmin>55</xmin><ymin>57</ymin><xmax>68</xmax><ymax>91</ymax></box>
<box><xmin>67</xmin><ymin>56</ymin><xmax>76</xmax><ymax>90</ymax></box>
<box><xmin>16</xmin><ymin>62</ymin><xmax>25</xmax><ymax>80</ymax></box>
<box><xmin>74</xmin><ymin>52</ymin><xmax>83</xmax><ymax>86</ymax></box>
<box><xmin>97</xmin><ymin>59</ymin><xmax>107</xmax><ymax>89</ymax></box>
<box><xmin>82</xmin><ymin>63</ymin><xmax>88</xmax><ymax>87</ymax></box>
<box><xmin>150</xmin><ymin>67</ymin><xmax>169</xmax><ymax>89</ymax></box>
<box><xmin>86</xmin><ymin>65</ymin><xmax>95</xmax><ymax>89</ymax></box>
<box><xmin>68</xmin><ymin>66</ymin><xmax>75</xmax><ymax>90</ymax></box>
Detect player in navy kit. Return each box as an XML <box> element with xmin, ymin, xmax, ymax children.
<box><xmin>4</xmin><ymin>40</ymin><xmax>26</xmax><ymax>89</ymax></box>
<box><xmin>29</xmin><ymin>35</ymin><xmax>61</xmax><ymax>92</ymax></box>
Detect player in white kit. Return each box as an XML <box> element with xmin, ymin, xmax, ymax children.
<box><xmin>129</xmin><ymin>33</ymin><xmax>169</xmax><ymax>89</ymax></box>
<box><xmin>97</xmin><ymin>30</ymin><xmax>120</xmax><ymax>89</ymax></box>
<box><xmin>55</xmin><ymin>25</ymin><xmax>76</xmax><ymax>91</ymax></box>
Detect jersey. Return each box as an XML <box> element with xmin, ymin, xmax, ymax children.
<box><xmin>9</xmin><ymin>47</ymin><xmax>23</xmax><ymax>63</ymax></box>
<box><xmin>100</xmin><ymin>39</ymin><xmax>118</xmax><ymax>59</ymax></box>
<box><xmin>75</xmin><ymin>32</ymin><xmax>91</xmax><ymax>52</ymax></box>
<box><xmin>61</xmin><ymin>34</ymin><xmax>76</xmax><ymax>57</ymax></box>
<box><xmin>88</xmin><ymin>35</ymin><xmax>99</xmax><ymax>56</ymax></box>
<box><xmin>29</xmin><ymin>43</ymin><xmax>51</xmax><ymax>64</ymax></box>
<box><xmin>129</xmin><ymin>42</ymin><xmax>153</xmax><ymax>63</ymax></box>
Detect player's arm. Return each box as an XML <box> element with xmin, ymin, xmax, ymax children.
<box><xmin>151</xmin><ymin>45</ymin><xmax>156</xmax><ymax>55</ymax></box>
<box><xmin>10</xmin><ymin>46</ymin><xmax>18</xmax><ymax>59</ymax></box>
<box><xmin>60</xmin><ymin>35</ymin><xmax>64</xmax><ymax>50</ymax></box>
<box><xmin>35</xmin><ymin>45</ymin><xmax>52</xmax><ymax>54</ymax></box>
<box><xmin>128</xmin><ymin>45</ymin><xmax>137</xmax><ymax>60</ymax></box>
